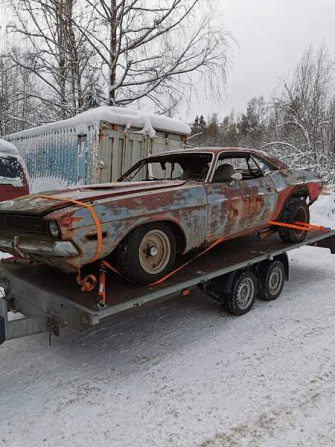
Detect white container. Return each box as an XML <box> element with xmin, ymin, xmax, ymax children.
<box><xmin>6</xmin><ymin>107</ymin><xmax>190</xmax><ymax>192</ymax></box>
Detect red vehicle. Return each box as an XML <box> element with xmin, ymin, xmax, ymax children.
<box><xmin>0</xmin><ymin>139</ymin><xmax>30</xmax><ymax>201</ymax></box>
<box><xmin>0</xmin><ymin>148</ymin><xmax>323</xmax><ymax>284</ymax></box>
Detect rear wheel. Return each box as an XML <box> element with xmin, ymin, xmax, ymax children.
<box><xmin>279</xmin><ymin>198</ymin><xmax>309</xmax><ymax>243</ymax></box>
<box><xmin>259</xmin><ymin>260</ymin><xmax>285</xmax><ymax>301</ymax></box>
<box><xmin>116</xmin><ymin>223</ymin><xmax>176</xmax><ymax>285</ymax></box>
<box><xmin>222</xmin><ymin>271</ymin><xmax>257</xmax><ymax>316</ymax></box>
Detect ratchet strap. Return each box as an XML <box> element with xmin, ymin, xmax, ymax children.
<box><xmin>268</xmin><ymin>220</ymin><xmax>330</xmax><ymax>233</ymax></box>
<box><xmin>150</xmin><ymin>236</ymin><xmax>225</xmax><ymax>285</ymax></box>
<box><xmin>40</xmin><ymin>195</ymin><xmax>103</xmax><ymax>263</ymax></box>
<box><xmin>96</xmin><ymin>236</ymin><xmax>226</xmax><ymax>308</ymax></box>
<box><xmin>41</xmin><ymin>195</ymin><xmax>103</xmax><ymax>292</ymax></box>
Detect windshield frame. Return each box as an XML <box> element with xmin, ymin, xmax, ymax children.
<box><xmin>118</xmin><ymin>152</ymin><xmax>215</xmax><ymax>183</ymax></box>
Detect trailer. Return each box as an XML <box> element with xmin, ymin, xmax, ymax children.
<box><xmin>5</xmin><ymin>106</ymin><xmax>191</xmax><ymax>192</ymax></box>
<box><xmin>0</xmin><ymin>230</ymin><xmax>334</xmax><ymax>346</ymax></box>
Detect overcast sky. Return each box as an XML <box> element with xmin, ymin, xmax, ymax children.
<box><xmin>188</xmin><ymin>0</ymin><xmax>335</xmax><ymax>120</ymax></box>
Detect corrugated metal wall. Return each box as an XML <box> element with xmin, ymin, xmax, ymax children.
<box><xmin>8</xmin><ymin>122</ymin><xmax>186</xmax><ymax>191</ymax></box>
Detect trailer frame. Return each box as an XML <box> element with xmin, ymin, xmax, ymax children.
<box><xmin>1</xmin><ymin>230</ymin><xmax>334</xmax><ymax>346</ymax></box>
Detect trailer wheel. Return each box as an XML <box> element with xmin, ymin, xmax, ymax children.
<box><xmin>279</xmin><ymin>198</ymin><xmax>309</xmax><ymax>243</ymax></box>
<box><xmin>259</xmin><ymin>260</ymin><xmax>285</xmax><ymax>301</ymax></box>
<box><xmin>222</xmin><ymin>271</ymin><xmax>257</xmax><ymax>316</ymax></box>
<box><xmin>116</xmin><ymin>223</ymin><xmax>176</xmax><ymax>285</ymax></box>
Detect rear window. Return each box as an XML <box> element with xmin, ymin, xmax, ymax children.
<box><xmin>0</xmin><ymin>156</ymin><xmax>24</xmax><ymax>186</ymax></box>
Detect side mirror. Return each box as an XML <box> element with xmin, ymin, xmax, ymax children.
<box><xmin>231</xmin><ymin>172</ymin><xmax>243</xmax><ymax>181</ymax></box>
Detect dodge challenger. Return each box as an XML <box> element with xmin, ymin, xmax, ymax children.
<box><xmin>0</xmin><ymin>148</ymin><xmax>323</xmax><ymax>284</ymax></box>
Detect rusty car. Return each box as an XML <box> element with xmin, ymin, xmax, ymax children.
<box><xmin>0</xmin><ymin>148</ymin><xmax>323</xmax><ymax>284</ymax></box>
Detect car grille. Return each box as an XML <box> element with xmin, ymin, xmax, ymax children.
<box><xmin>0</xmin><ymin>214</ymin><xmax>49</xmax><ymax>235</ymax></box>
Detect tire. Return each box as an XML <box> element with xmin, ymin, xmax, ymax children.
<box><xmin>279</xmin><ymin>198</ymin><xmax>309</xmax><ymax>243</ymax></box>
<box><xmin>259</xmin><ymin>260</ymin><xmax>285</xmax><ymax>301</ymax></box>
<box><xmin>222</xmin><ymin>271</ymin><xmax>257</xmax><ymax>316</ymax></box>
<box><xmin>116</xmin><ymin>223</ymin><xmax>176</xmax><ymax>285</ymax></box>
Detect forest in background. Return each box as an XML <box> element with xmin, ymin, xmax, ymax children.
<box><xmin>190</xmin><ymin>47</ymin><xmax>335</xmax><ymax>183</ymax></box>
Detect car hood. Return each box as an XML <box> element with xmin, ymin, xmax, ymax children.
<box><xmin>0</xmin><ymin>180</ymin><xmax>186</xmax><ymax>215</ymax></box>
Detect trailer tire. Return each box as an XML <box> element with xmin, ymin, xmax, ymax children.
<box><xmin>222</xmin><ymin>271</ymin><xmax>257</xmax><ymax>316</ymax></box>
<box><xmin>279</xmin><ymin>198</ymin><xmax>309</xmax><ymax>243</ymax></box>
<box><xmin>259</xmin><ymin>260</ymin><xmax>285</xmax><ymax>301</ymax></box>
<box><xmin>116</xmin><ymin>223</ymin><xmax>176</xmax><ymax>285</ymax></box>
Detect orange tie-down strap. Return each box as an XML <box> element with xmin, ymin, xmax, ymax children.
<box><xmin>268</xmin><ymin>220</ymin><xmax>330</xmax><ymax>233</ymax></box>
<box><xmin>41</xmin><ymin>195</ymin><xmax>103</xmax><ymax>292</ymax></box>
<box><xmin>40</xmin><ymin>195</ymin><xmax>103</xmax><ymax>263</ymax></box>
<box><xmin>93</xmin><ymin>218</ymin><xmax>325</xmax><ymax>307</ymax></box>
<box><xmin>96</xmin><ymin>237</ymin><xmax>225</xmax><ymax>308</ymax></box>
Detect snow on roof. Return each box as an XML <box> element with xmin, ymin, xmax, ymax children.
<box><xmin>0</xmin><ymin>138</ymin><xmax>19</xmax><ymax>155</ymax></box>
<box><xmin>7</xmin><ymin>106</ymin><xmax>191</xmax><ymax>140</ymax></box>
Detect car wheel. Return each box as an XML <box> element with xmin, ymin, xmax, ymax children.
<box><xmin>116</xmin><ymin>223</ymin><xmax>176</xmax><ymax>285</ymax></box>
<box><xmin>222</xmin><ymin>271</ymin><xmax>257</xmax><ymax>316</ymax></box>
<box><xmin>279</xmin><ymin>198</ymin><xmax>309</xmax><ymax>243</ymax></box>
<box><xmin>259</xmin><ymin>260</ymin><xmax>285</xmax><ymax>301</ymax></box>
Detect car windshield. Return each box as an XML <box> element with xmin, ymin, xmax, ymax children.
<box><xmin>119</xmin><ymin>153</ymin><xmax>213</xmax><ymax>182</ymax></box>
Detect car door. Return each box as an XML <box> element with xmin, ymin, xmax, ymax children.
<box><xmin>245</xmin><ymin>155</ymin><xmax>277</xmax><ymax>225</ymax></box>
<box><xmin>205</xmin><ymin>154</ymin><xmax>277</xmax><ymax>242</ymax></box>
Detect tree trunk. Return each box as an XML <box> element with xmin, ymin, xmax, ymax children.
<box><xmin>109</xmin><ymin>0</ymin><xmax>118</xmax><ymax>106</ymax></box>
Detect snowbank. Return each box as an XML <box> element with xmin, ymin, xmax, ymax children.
<box><xmin>6</xmin><ymin>106</ymin><xmax>191</xmax><ymax>140</ymax></box>
<box><xmin>310</xmin><ymin>185</ymin><xmax>335</xmax><ymax>228</ymax></box>
<box><xmin>0</xmin><ymin>138</ymin><xmax>19</xmax><ymax>155</ymax></box>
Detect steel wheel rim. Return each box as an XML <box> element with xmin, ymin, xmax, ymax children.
<box><xmin>236</xmin><ymin>277</ymin><xmax>255</xmax><ymax>310</ymax></box>
<box><xmin>139</xmin><ymin>229</ymin><xmax>171</xmax><ymax>274</ymax></box>
<box><xmin>268</xmin><ymin>266</ymin><xmax>283</xmax><ymax>295</ymax></box>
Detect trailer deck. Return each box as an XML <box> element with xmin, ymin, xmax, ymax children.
<box><xmin>1</xmin><ymin>230</ymin><xmax>335</xmax><ymax>345</ymax></box>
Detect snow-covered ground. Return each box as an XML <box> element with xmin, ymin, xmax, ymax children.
<box><xmin>1</xmin><ymin>191</ymin><xmax>335</xmax><ymax>447</ymax></box>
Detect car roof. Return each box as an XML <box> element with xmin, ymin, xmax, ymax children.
<box><xmin>149</xmin><ymin>147</ymin><xmax>286</xmax><ymax>169</ymax></box>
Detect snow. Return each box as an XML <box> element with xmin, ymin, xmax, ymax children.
<box><xmin>31</xmin><ymin>176</ymin><xmax>71</xmax><ymax>193</ymax></box>
<box><xmin>0</xmin><ymin>176</ymin><xmax>23</xmax><ymax>187</ymax></box>
<box><xmin>310</xmin><ymin>185</ymin><xmax>335</xmax><ymax>228</ymax></box>
<box><xmin>0</xmin><ymin>138</ymin><xmax>19</xmax><ymax>155</ymax></box>
<box><xmin>0</xmin><ymin>189</ymin><xmax>335</xmax><ymax>446</ymax></box>
<box><xmin>6</xmin><ymin>106</ymin><xmax>191</xmax><ymax>140</ymax></box>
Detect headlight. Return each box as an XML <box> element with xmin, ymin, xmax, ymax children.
<box><xmin>48</xmin><ymin>220</ymin><xmax>60</xmax><ymax>238</ymax></box>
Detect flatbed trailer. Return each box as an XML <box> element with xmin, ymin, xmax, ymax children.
<box><xmin>1</xmin><ymin>230</ymin><xmax>335</xmax><ymax>346</ymax></box>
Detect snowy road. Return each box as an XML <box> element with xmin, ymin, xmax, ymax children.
<box><xmin>1</xmin><ymin>195</ymin><xmax>335</xmax><ymax>447</ymax></box>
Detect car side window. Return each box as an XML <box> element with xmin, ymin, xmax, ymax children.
<box><xmin>253</xmin><ymin>156</ymin><xmax>274</xmax><ymax>175</ymax></box>
<box><xmin>213</xmin><ymin>155</ymin><xmax>263</xmax><ymax>182</ymax></box>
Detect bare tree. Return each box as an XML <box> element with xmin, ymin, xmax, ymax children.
<box><xmin>0</xmin><ymin>50</ymin><xmax>42</xmax><ymax>135</ymax></box>
<box><xmin>61</xmin><ymin>0</ymin><xmax>230</xmax><ymax>113</ymax></box>
<box><xmin>8</xmin><ymin>0</ymin><xmax>102</xmax><ymax>119</ymax></box>
<box><xmin>5</xmin><ymin>0</ymin><xmax>229</xmax><ymax>120</ymax></box>
<box><xmin>264</xmin><ymin>47</ymin><xmax>333</xmax><ymax>172</ymax></box>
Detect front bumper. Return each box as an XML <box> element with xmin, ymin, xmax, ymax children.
<box><xmin>0</xmin><ymin>237</ymin><xmax>78</xmax><ymax>258</ymax></box>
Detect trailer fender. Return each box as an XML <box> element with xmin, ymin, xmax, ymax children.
<box><xmin>256</xmin><ymin>253</ymin><xmax>289</xmax><ymax>282</ymax></box>
<box><xmin>207</xmin><ymin>269</ymin><xmax>241</xmax><ymax>299</ymax></box>
<box><xmin>274</xmin><ymin>253</ymin><xmax>289</xmax><ymax>280</ymax></box>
